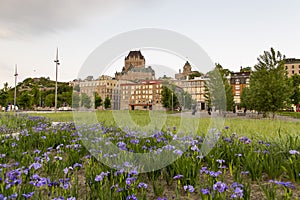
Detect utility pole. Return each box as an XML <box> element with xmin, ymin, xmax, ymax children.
<box><xmin>54</xmin><ymin>48</ymin><xmax>60</xmax><ymax>112</ymax></box>
<box><xmin>14</xmin><ymin>65</ymin><xmax>18</xmax><ymax>111</ymax></box>
<box><xmin>183</xmin><ymin>94</ymin><xmax>185</xmax><ymax>111</ymax></box>
<box><xmin>171</xmin><ymin>91</ymin><xmax>173</xmax><ymax>111</ymax></box>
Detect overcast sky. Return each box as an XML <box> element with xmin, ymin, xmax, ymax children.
<box><xmin>1</xmin><ymin>0</ymin><xmax>300</xmax><ymax>88</ymax></box>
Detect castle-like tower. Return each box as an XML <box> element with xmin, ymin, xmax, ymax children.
<box><xmin>124</xmin><ymin>51</ymin><xmax>145</xmax><ymax>71</ymax></box>
<box><xmin>115</xmin><ymin>51</ymin><xmax>154</xmax><ymax>81</ymax></box>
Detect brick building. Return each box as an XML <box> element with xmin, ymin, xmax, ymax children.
<box><xmin>284</xmin><ymin>58</ymin><xmax>300</xmax><ymax>77</ymax></box>
<box><xmin>118</xmin><ymin>80</ymin><xmax>164</xmax><ymax>110</ymax></box>
<box><xmin>230</xmin><ymin>72</ymin><xmax>250</xmax><ymax>108</ymax></box>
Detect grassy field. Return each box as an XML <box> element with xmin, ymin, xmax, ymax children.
<box><xmin>0</xmin><ymin>111</ymin><xmax>299</xmax><ymax>199</ymax></box>
<box><xmin>278</xmin><ymin>111</ymin><xmax>300</xmax><ymax>119</ymax></box>
<box><xmin>28</xmin><ymin>110</ymin><xmax>300</xmax><ymax>140</ymax></box>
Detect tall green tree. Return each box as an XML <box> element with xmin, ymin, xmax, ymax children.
<box><xmin>248</xmin><ymin>47</ymin><xmax>292</xmax><ymax>117</ymax></box>
<box><xmin>104</xmin><ymin>96</ymin><xmax>111</xmax><ymax>109</ymax></box>
<box><xmin>81</xmin><ymin>93</ymin><xmax>91</xmax><ymax>109</ymax></box>
<box><xmin>289</xmin><ymin>74</ymin><xmax>300</xmax><ymax>107</ymax></box>
<box><xmin>18</xmin><ymin>91</ymin><xmax>33</xmax><ymax>109</ymax></box>
<box><xmin>94</xmin><ymin>92</ymin><xmax>102</xmax><ymax>109</ymax></box>
<box><xmin>72</xmin><ymin>93</ymin><xmax>80</xmax><ymax>108</ymax></box>
<box><xmin>204</xmin><ymin>64</ymin><xmax>232</xmax><ymax>112</ymax></box>
<box><xmin>161</xmin><ymin>85</ymin><xmax>179</xmax><ymax>110</ymax></box>
<box><xmin>45</xmin><ymin>94</ymin><xmax>55</xmax><ymax>107</ymax></box>
<box><xmin>0</xmin><ymin>83</ymin><xmax>9</xmax><ymax>106</ymax></box>
<box><xmin>179</xmin><ymin>90</ymin><xmax>193</xmax><ymax>110</ymax></box>
<box><xmin>240</xmin><ymin>87</ymin><xmax>253</xmax><ymax>110</ymax></box>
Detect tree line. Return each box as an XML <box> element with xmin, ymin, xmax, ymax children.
<box><xmin>204</xmin><ymin>47</ymin><xmax>300</xmax><ymax>117</ymax></box>
<box><xmin>0</xmin><ymin>77</ymin><xmax>111</xmax><ymax>110</ymax></box>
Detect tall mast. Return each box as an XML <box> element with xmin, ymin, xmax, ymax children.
<box><xmin>14</xmin><ymin>64</ymin><xmax>18</xmax><ymax>111</ymax></box>
<box><xmin>54</xmin><ymin>48</ymin><xmax>60</xmax><ymax>112</ymax></box>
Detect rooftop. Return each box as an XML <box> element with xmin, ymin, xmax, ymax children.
<box><xmin>284</xmin><ymin>58</ymin><xmax>300</xmax><ymax>64</ymax></box>
<box><xmin>125</xmin><ymin>50</ymin><xmax>145</xmax><ymax>60</ymax></box>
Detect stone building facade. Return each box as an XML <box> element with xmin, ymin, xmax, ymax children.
<box><xmin>172</xmin><ymin>76</ymin><xmax>208</xmax><ymax>110</ymax></box>
<box><xmin>115</xmin><ymin>51</ymin><xmax>155</xmax><ymax>81</ymax></box>
<box><xmin>78</xmin><ymin>75</ymin><xmax>117</xmax><ymax>108</ymax></box>
<box><xmin>284</xmin><ymin>58</ymin><xmax>300</xmax><ymax>77</ymax></box>
<box><xmin>175</xmin><ymin>61</ymin><xmax>199</xmax><ymax>80</ymax></box>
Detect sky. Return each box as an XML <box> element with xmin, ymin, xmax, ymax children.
<box><xmin>1</xmin><ymin>0</ymin><xmax>300</xmax><ymax>88</ymax></box>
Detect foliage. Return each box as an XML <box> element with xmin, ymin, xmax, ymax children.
<box><xmin>104</xmin><ymin>96</ymin><xmax>111</xmax><ymax>109</ymax></box>
<box><xmin>18</xmin><ymin>91</ymin><xmax>33</xmax><ymax>109</ymax></box>
<box><xmin>94</xmin><ymin>92</ymin><xmax>102</xmax><ymax>109</ymax></box>
<box><xmin>1</xmin><ymin>114</ymin><xmax>299</xmax><ymax>199</ymax></box>
<box><xmin>243</xmin><ymin>48</ymin><xmax>293</xmax><ymax>117</ymax></box>
<box><xmin>161</xmin><ymin>85</ymin><xmax>179</xmax><ymax>109</ymax></box>
<box><xmin>81</xmin><ymin>93</ymin><xmax>92</xmax><ymax>109</ymax></box>
<box><xmin>73</xmin><ymin>84</ymin><xmax>80</xmax><ymax>92</ymax></box>
<box><xmin>188</xmin><ymin>71</ymin><xmax>203</xmax><ymax>80</ymax></box>
<box><xmin>289</xmin><ymin>74</ymin><xmax>300</xmax><ymax>106</ymax></box>
<box><xmin>0</xmin><ymin>77</ymin><xmax>73</xmax><ymax>109</ymax></box>
<box><xmin>0</xmin><ymin>83</ymin><xmax>9</xmax><ymax>106</ymax></box>
<box><xmin>205</xmin><ymin>64</ymin><xmax>233</xmax><ymax>112</ymax></box>
<box><xmin>45</xmin><ymin>94</ymin><xmax>55</xmax><ymax>107</ymax></box>
<box><xmin>240</xmin><ymin>66</ymin><xmax>252</xmax><ymax>72</ymax></box>
<box><xmin>72</xmin><ymin>93</ymin><xmax>80</xmax><ymax>108</ymax></box>
<box><xmin>240</xmin><ymin>87</ymin><xmax>253</xmax><ymax>110</ymax></box>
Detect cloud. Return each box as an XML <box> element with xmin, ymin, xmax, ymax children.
<box><xmin>0</xmin><ymin>0</ymin><xmax>133</xmax><ymax>39</ymax></box>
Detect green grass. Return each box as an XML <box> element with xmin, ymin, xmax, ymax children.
<box><xmin>28</xmin><ymin>110</ymin><xmax>300</xmax><ymax>140</ymax></box>
<box><xmin>1</xmin><ymin>111</ymin><xmax>300</xmax><ymax>199</ymax></box>
<box><xmin>278</xmin><ymin>111</ymin><xmax>300</xmax><ymax>119</ymax></box>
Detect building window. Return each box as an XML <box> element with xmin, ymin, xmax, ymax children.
<box><xmin>246</xmin><ymin>78</ymin><xmax>250</xmax><ymax>84</ymax></box>
<box><xmin>292</xmin><ymin>70</ymin><xmax>294</xmax><ymax>74</ymax></box>
<box><xmin>285</xmin><ymin>66</ymin><xmax>288</xmax><ymax>70</ymax></box>
<box><xmin>235</xmin><ymin>85</ymin><xmax>240</xmax><ymax>90</ymax></box>
<box><xmin>235</xmin><ymin>91</ymin><xmax>240</xmax><ymax>96</ymax></box>
<box><xmin>292</xmin><ymin>65</ymin><xmax>294</xmax><ymax>69</ymax></box>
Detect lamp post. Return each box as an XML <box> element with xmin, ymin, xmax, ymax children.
<box><xmin>171</xmin><ymin>91</ymin><xmax>173</xmax><ymax>111</ymax></box>
<box><xmin>14</xmin><ymin>65</ymin><xmax>18</xmax><ymax>111</ymax></box>
<box><xmin>183</xmin><ymin>94</ymin><xmax>185</xmax><ymax>111</ymax></box>
<box><xmin>54</xmin><ymin>48</ymin><xmax>60</xmax><ymax>112</ymax></box>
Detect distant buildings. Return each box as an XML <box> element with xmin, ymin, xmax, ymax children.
<box><xmin>75</xmin><ymin>50</ymin><xmax>300</xmax><ymax>111</ymax></box>
<box><xmin>175</xmin><ymin>61</ymin><xmax>200</xmax><ymax>80</ymax></box>
<box><xmin>115</xmin><ymin>51</ymin><xmax>155</xmax><ymax>81</ymax></box>
<box><xmin>77</xmin><ymin>75</ymin><xmax>118</xmax><ymax>105</ymax></box>
<box><xmin>172</xmin><ymin>77</ymin><xmax>208</xmax><ymax>110</ymax></box>
<box><xmin>284</xmin><ymin>58</ymin><xmax>300</xmax><ymax>77</ymax></box>
<box><xmin>117</xmin><ymin>80</ymin><xmax>164</xmax><ymax>110</ymax></box>
<box><xmin>230</xmin><ymin>71</ymin><xmax>251</xmax><ymax>107</ymax></box>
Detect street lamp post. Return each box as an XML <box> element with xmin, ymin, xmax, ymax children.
<box><xmin>171</xmin><ymin>92</ymin><xmax>173</xmax><ymax>111</ymax></box>
<box><xmin>54</xmin><ymin>48</ymin><xmax>60</xmax><ymax>112</ymax></box>
<box><xmin>14</xmin><ymin>65</ymin><xmax>18</xmax><ymax>111</ymax></box>
<box><xmin>183</xmin><ymin>94</ymin><xmax>185</xmax><ymax>111</ymax></box>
